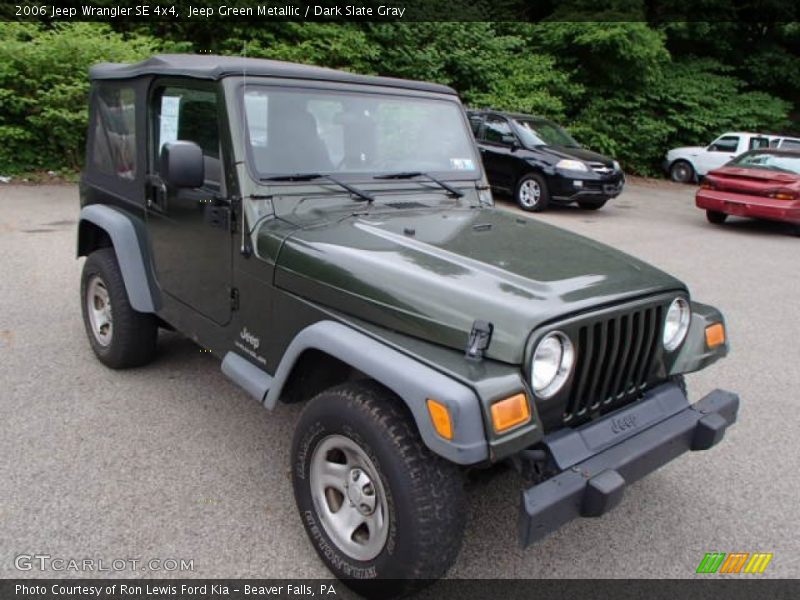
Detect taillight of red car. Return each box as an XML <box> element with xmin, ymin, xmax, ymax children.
<box><xmin>768</xmin><ymin>189</ymin><xmax>797</xmax><ymax>201</ymax></box>
<box><xmin>700</xmin><ymin>177</ymin><xmax>717</xmax><ymax>191</ymax></box>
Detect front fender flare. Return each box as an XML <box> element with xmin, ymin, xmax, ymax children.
<box><xmin>78</xmin><ymin>205</ymin><xmax>156</xmax><ymax>313</ymax></box>
<box><xmin>669</xmin><ymin>301</ymin><xmax>729</xmax><ymax>376</ymax></box>
<box><xmin>266</xmin><ymin>321</ymin><xmax>489</xmax><ymax>465</ymax></box>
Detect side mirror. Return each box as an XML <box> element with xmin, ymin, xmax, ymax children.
<box><xmin>501</xmin><ymin>134</ymin><xmax>519</xmax><ymax>149</ymax></box>
<box><xmin>707</xmin><ymin>144</ymin><xmax>719</xmax><ymax>152</ymax></box>
<box><xmin>160</xmin><ymin>141</ymin><xmax>204</xmax><ymax>188</ymax></box>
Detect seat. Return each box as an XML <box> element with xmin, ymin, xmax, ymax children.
<box><xmin>262</xmin><ymin>106</ymin><xmax>333</xmax><ymax>174</ymax></box>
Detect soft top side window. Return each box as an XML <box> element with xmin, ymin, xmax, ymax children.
<box><xmin>91</xmin><ymin>84</ymin><xmax>137</xmax><ymax>180</ymax></box>
<box><xmin>152</xmin><ymin>85</ymin><xmax>222</xmax><ymax>189</ymax></box>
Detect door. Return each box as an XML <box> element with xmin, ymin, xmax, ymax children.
<box><xmin>146</xmin><ymin>82</ymin><xmax>233</xmax><ymax>325</ymax></box>
<box><xmin>697</xmin><ymin>134</ymin><xmax>740</xmax><ymax>175</ymax></box>
<box><xmin>480</xmin><ymin>115</ymin><xmax>519</xmax><ymax>191</ymax></box>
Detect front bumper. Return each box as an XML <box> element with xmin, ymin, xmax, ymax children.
<box><xmin>548</xmin><ymin>171</ymin><xmax>625</xmax><ymax>202</ymax></box>
<box><xmin>519</xmin><ymin>383</ymin><xmax>739</xmax><ymax>547</ymax></box>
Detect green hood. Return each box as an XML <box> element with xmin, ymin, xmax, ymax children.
<box><xmin>271</xmin><ymin>205</ymin><xmax>684</xmax><ymax>364</ymax></box>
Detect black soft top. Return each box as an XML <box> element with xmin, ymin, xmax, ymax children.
<box><xmin>90</xmin><ymin>54</ymin><xmax>456</xmax><ymax>95</ymax></box>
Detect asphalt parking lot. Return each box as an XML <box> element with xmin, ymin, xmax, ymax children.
<box><xmin>1</xmin><ymin>181</ymin><xmax>798</xmax><ymax>580</ymax></box>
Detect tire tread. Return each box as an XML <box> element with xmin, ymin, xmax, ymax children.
<box><xmin>294</xmin><ymin>381</ymin><xmax>465</xmax><ymax>591</ymax></box>
<box><xmin>81</xmin><ymin>248</ymin><xmax>157</xmax><ymax>368</ymax></box>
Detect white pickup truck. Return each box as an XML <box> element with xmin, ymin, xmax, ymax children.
<box><xmin>664</xmin><ymin>131</ymin><xmax>800</xmax><ymax>183</ymax></box>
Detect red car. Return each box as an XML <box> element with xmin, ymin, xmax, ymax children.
<box><xmin>695</xmin><ymin>148</ymin><xmax>800</xmax><ymax>233</ymax></box>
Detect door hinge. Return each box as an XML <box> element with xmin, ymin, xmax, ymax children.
<box><xmin>230</xmin><ymin>287</ymin><xmax>240</xmax><ymax>311</ymax></box>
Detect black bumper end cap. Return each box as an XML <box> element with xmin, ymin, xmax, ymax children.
<box><xmin>581</xmin><ymin>469</ymin><xmax>626</xmax><ymax>517</ymax></box>
<box><xmin>691</xmin><ymin>412</ymin><xmax>728</xmax><ymax>451</ymax></box>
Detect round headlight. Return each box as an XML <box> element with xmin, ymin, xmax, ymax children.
<box><xmin>531</xmin><ymin>332</ymin><xmax>575</xmax><ymax>399</ymax></box>
<box><xmin>663</xmin><ymin>297</ymin><xmax>691</xmax><ymax>352</ymax></box>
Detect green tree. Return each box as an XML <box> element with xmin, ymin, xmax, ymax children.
<box><xmin>572</xmin><ymin>58</ymin><xmax>791</xmax><ymax>174</ymax></box>
<box><xmin>0</xmin><ymin>22</ymin><xmax>155</xmax><ymax>172</ymax></box>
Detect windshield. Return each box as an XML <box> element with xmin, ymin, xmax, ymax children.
<box><xmin>514</xmin><ymin>118</ymin><xmax>579</xmax><ymax>147</ymax></box>
<box><xmin>242</xmin><ymin>87</ymin><xmax>479</xmax><ymax>179</ymax></box>
<box><xmin>729</xmin><ymin>152</ymin><xmax>800</xmax><ymax>175</ymax></box>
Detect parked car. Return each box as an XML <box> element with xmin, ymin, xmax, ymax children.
<box><xmin>78</xmin><ymin>54</ymin><xmax>738</xmax><ymax>596</ymax></box>
<box><xmin>696</xmin><ymin>148</ymin><xmax>800</xmax><ymax>233</ymax></box>
<box><xmin>771</xmin><ymin>135</ymin><xmax>800</xmax><ymax>151</ymax></box>
<box><xmin>466</xmin><ymin>109</ymin><xmax>624</xmax><ymax>211</ymax></box>
<box><xmin>664</xmin><ymin>131</ymin><xmax>773</xmax><ymax>183</ymax></box>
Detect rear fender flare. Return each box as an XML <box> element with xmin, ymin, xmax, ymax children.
<box><xmin>77</xmin><ymin>204</ymin><xmax>157</xmax><ymax>313</ymax></box>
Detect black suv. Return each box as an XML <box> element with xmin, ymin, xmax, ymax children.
<box><xmin>467</xmin><ymin>109</ymin><xmax>624</xmax><ymax>211</ymax></box>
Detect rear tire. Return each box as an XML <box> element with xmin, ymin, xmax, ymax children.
<box><xmin>670</xmin><ymin>160</ymin><xmax>695</xmax><ymax>184</ymax></box>
<box><xmin>515</xmin><ymin>173</ymin><xmax>549</xmax><ymax>212</ymax></box>
<box><xmin>578</xmin><ymin>199</ymin><xmax>608</xmax><ymax>210</ymax></box>
<box><xmin>291</xmin><ymin>381</ymin><xmax>465</xmax><ymax>598</ymax></box>
<box><xmin>706</xmin><ymin>210</ymin><xmax>728</xmax><ymax>225</ymax></box>
<box><xmin>80</xmin><ymin>248</ymin><xmax>157</xmax><ymax>368</ymax></box>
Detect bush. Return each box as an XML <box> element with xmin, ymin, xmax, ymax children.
<box><xmin>0</xmin><ymin>23</ymin><xmax>155</xmax><ymax>173</ymax></box>
<box><xmin>0</xmin><ymin>21</ymin><xmax>794</xmax><ymax>177</ymax></box>
<box><xmin>570</xmin><ymin>58</ymin><xmax>791</xmax><ymax>175</ymax></box>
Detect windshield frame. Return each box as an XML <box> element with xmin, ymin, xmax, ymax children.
<box><xmin>512</xmin><ymin>116</ymin><xmax>580</xmax><ymax>148</ymax></box>
<box><xmin>235</xmin><ymin>80</ymin><xmax>483</xmax><ymax>185</ymax></box>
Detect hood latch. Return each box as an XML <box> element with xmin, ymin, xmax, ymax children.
<box><xmin>465</xmin><ymin>320</ymin><xmax>493</xmax><ymax>362</ymax></box>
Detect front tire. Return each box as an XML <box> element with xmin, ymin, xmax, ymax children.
<box><xmin>706</xmin><ymin>210</ymin><xmax>728</xmax><ymax>225</ymax></box>
<box><xmin>80</xmin><ymin>248</ymin><xmax>157</xmax><ymax>368</ymax></box>
<box><xmin>515</xmin><ymin>173</ymin><xmax>549</xmax><ymax>212</ymax></box>
<box><xmin>291</xmin><ymin>381</ymin><xmax>465</xmax><ymax>598</ymax></box>
<box><xmin>669</xmin><ymin>160</ymin><xmax>695</xmax><ymax>184</ymax></box>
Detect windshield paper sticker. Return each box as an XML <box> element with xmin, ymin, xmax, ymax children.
<box><xmin>450</xmin><ymin>158</ymin><xmax>475</xmax><ymax>170</ymax></box>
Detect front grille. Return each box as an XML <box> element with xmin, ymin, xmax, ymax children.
<box><xmin>563</xmin><ymin>304</ymin><xmax>663</xmax><ymax>424</ymax></box>
<box><xmin>588</xmin><ymin>161</ymin><xmax>613</xmax><ymax>175</ymax></box>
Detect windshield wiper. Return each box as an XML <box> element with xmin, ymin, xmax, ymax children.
<box><xmin>261</xmin><ymin>173</ymin><xmax>374</xmax><ymax>203</ymax></box>
<box><xmin>374</xmin><ymin>171</ymin><xmax>464</xmax><ymax>198</ymax></box>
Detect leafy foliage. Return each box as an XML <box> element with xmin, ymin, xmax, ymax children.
<box><xmin>0</xmin><ymin>23</ymin><xmax>155</xmax><ymax>172</ymax></box>
<box><xmin>572</xmin><ymin>58</ymin><xmax>791</xmax><ymax>175</ymax></box>
<box><xmin>0</xmin><ymin>20</ymin><xmax>796</xmax><ymax>176</ymax></box>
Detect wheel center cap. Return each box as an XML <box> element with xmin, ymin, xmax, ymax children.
<box><xmin>346</xmin><ymin>468</ymin><xmax>376</xmax><ymax>515</ymax></box>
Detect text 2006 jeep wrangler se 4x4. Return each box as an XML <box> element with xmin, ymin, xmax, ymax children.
<box><xmin>78</xmin><ymin>55</ymin><xmax>738</xmax><ymax>596</ymax></box>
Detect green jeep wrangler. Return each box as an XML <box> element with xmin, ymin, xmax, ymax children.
<box><xmin>78</xmin><ymin>55</ymin><xmax>738</xmax><ymax>595</ymax></box>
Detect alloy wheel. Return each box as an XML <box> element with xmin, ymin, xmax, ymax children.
<box><xmin>309</xmin><ymin>434</ymin><xmax>389</xmax><ymax>561</ymax></box>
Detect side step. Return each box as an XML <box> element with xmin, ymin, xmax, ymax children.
<box><xmin>221</xmin><ymin>352</ymin><xmax>273</xmax><ymax>403</ymax></box>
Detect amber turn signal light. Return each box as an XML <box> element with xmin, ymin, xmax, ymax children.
<box><xmin>426</xmin><ymin>399</ymin><xmax>453</xmax><ymax>440</ymax></box>
<box><xmin>705</xmin><ymin>322</ymin><xmax>726</xmax><ymax>348</ymax></box>
<box><xmin>491</xmin><ymin>393</ymin><xmax>531</xmax><ymax>433</ymax></box>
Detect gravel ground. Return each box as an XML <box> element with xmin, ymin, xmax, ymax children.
<box><xmin>0</xmin><ymin>181</ymin><xmax>797</xmax><ymax>580</ymax></box>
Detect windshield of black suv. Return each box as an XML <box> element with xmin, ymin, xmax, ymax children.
<box><xmin>514</xmin><ymin>117</ymin><xmax>579</xmax><ymax>148</ymax></box>
<box><xmin>242</xmin><ymin>87</ymin><xmax>479</xmax><ymax>179</ymax></box>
